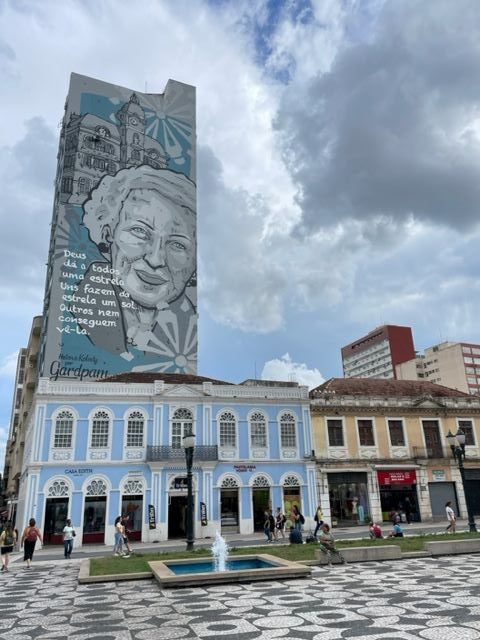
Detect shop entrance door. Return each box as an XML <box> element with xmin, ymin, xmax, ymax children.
<box><xmin>44</xmin><ymin>497</ymin><xmax>69</xmax><ymax>545</ymax></box>
<box><xmin>121</xmin><ymin>495</ymin><xmax>143</xmax><ymax>541</ymax></box>
<box><xmin>168</xmin><ymin>495</ymin><xmax>187</xmax><ymax>538</ymax></box>
<box><xmin>252</xmin><ymin>489</ymin><xmax>270</xmax><ymax>531</ymax></box>
<box><xmin>82</xmin><ymin>496</ymin><xmax>106</xmax><ymax>544</ymax></box>
<box><xmin>221</xmin><ymin>489</ymin><xmax>239</xmax><ymax>533</ymax></box>
<box><xmin>428</xmin><ymin>482</ymin><xmax>459</xmax><ymax>519</ymax></box>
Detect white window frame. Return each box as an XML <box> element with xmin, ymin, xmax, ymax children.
<box><xmin>49</xmin><ymin>407</ymin><xmax>78</xmax><ymax>461</ymax></box>
<box><xmin>278</xmin><ymin>410</ymin><xmax>298</xmax><ymax>459</ymax></box>
<box><xmin>87</xmin><ymin>407</ymin><xmax>113</xmax><ymax>461</ymax></box>
<box><xmin>386</xmin><ymin>417</ymin><xmax>408</xmax><ymax>449</ymax></box>
<box><xmin>170</xmin><ymin>406</ymin><xmax>195</xmax><ymax>449</ymax></box>
<box><xmin>123</xmin><ymin>407</ymin><xmax>147</xmax><ymax>459</ymax></box>
<box><xmin>217</xmin><ymin>408</ymin><xmax>238</xmax><ymax>460</ymax></box>
<box><xmin>248</xmin><ymin>409</ymin><xmax>269</xmax><ymax>459</ymax></box>
<box><xmin>355</xmin><ymin>416</ymin><xmax>378</xmax><ymax>456</ymax></box>
<box><xmin>325</xmin><ymin>416</ymin><xmax>346</xmax><ymax>448</ymax></box>
<box><xmin>456</xmin><ymin>417</ymin><xmax>477</xmax><ymax>448</ymax></box>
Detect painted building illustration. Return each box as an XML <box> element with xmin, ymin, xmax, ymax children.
<box><xmin>39</xmin><ymin>73</ymin><xmax>197</xmax><ymax>381</ymax></box>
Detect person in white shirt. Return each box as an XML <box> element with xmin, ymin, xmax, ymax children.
<box><xmin>62</xmin><ymin>519</ymin><xmax>75</xmax><ymax>559</ymax></box>
<box><xmin>445</xmin><ymin>501</ymin><xmax>456</xmax><ymax>533</ymax></box>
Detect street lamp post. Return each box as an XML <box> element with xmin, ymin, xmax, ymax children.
<box><xmin>446</xmin><ymin>429</ymin><xmax>477</xmax><ymax>533</ymax></box>
<box><xmin>183</xmin><ymin>430</ymin><xmax>196</xmax><ymax>551</ymax></box>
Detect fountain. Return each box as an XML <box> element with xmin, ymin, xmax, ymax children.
<box><xmin>211</xmin><ymin>531</ymin><xmax>229</xmax><ymax>572</ymax></box>
<box><xmin>149</xmin><ymin>530</ymin><xmax>311</xmax><ymax>587</ymax></box>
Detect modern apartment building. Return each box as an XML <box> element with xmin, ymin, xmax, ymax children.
<box><xmin>396</xmin><ymin>341</ymin><xmax>480</xmax><ymax>396</ymax></box>
<box><xmin>310</xmin><ymin>377</ymin><xmax>480</xmax><ymax>525</ymax></box>
<box><xmin>2</xmin><ymin>316</ymin><xmax>42</xmax><ymax>522</ymax></box>
<box><xmin>341</xmin><ymin>325</ymin><xmax>415</xmax><ymax>379</ymax></box>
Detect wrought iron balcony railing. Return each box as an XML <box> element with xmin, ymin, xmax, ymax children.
<box><xmin>412</xmin><ymin>446</ymin><xmax>445</xmax><ymax>459</ymax></box>
<box><xmin>146</xmin><ymin>445</ymin><xmax>218</xmax><ymax>462</ymax></box>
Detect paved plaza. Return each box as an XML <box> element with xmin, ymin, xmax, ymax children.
<box><xmin>1</xmin><ymin>555</ymin><xmax>480</xmax><ymax>639</ymax></box>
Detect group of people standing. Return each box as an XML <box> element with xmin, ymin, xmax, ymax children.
<box><xmin>0</xmin><ymin>518</ymin><xmax>43</xmax><ymax>571</ymax></box>
<box><xmin>263</xmin><ymin>507</ymin><xmax>287</xmax><ymax>542</ymax></box>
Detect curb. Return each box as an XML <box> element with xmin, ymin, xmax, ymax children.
<box><xmin>78</xmin><ymin>558</ymin><xmax>152</xmax><ymax>584</ymax></box>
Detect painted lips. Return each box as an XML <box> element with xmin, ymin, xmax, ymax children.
<box><xmin>135</xmin><ymin>269</ymin><xmax>169</xmax><ymax>285</ymax></box>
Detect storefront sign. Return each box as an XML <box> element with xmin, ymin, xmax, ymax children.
<box><xmin>148</xmin><ymin>504</ymin><xmax>156</xmax><ymax>529</ymax></box>
<box><xmin>64</xmin><ymin>468</ymin><xmax>93</xmax><ymax>475</ymax></box>
<box><xmin>234</xmin><ymin>464</ymin><xmax>256</xmax><ymax>472</ymax></box>
<box><xmin>200</xmin><ymin>502</ymin><xmax>208</xmax><ymax>526</ymax></box>
<box><xmin>432</xmin><ymin>470</ymin><xmax>446</xmax><ymax>482</ymax></box>
<box><xmin>173</xmin><ymin>477</ymin><xmax>188</xmax><ymax>489</ymax></box>
<box><xmin>377</xmin><ymin>470</ymin><xmax>417</xmax><ymax>486</ymax></box>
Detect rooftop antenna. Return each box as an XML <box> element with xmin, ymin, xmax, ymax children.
<box><xmin>145</xmin><ymin>81</ymin><xmax>148</xmax><ymax>93</ymax></box>
<box><xmin>254</xmin><ymin>361</ymin><xmax>257</xmax><ymax>380</ymax></box>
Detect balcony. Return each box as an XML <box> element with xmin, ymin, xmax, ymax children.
<box><xmin>412</xmin><ymin>446</ymin><xmax>445</xmax><ymax>459</ymax></box>
<box><xmin>146</xmin><ymin>445</ymin><xmax>218</xmax><ymax>462</ymax></box>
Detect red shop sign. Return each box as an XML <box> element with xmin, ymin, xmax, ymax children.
<box><xmin>377</xmin><ymin>470</ymin><xmax>417</xmax><ymax>486</ymax></box>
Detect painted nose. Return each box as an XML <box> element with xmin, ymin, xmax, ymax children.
<box><xmin>144</xmin><ymin>236</ymin><xmax>166</xmax><ymax>269</ymax></box>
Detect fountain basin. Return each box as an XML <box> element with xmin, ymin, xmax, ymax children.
<box><xmin>149</xmin><ymin>553</ymin><xmax>311</xmax><ymax>588</ymax></box>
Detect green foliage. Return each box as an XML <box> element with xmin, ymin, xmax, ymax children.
<box><xmin>89</xmin><ymin>531</ymin><xmax>480</xmax><ymax>576</ymax></box>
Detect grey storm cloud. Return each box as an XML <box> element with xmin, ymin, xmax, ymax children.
<box><xmin>275</xmin><ymin>0</ymin><xmax>480</xmax><ymax>232</ymax></box>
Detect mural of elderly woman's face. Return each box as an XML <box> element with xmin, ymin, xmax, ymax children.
<box><xmin>105</xmin><ymin>188</ymin><xmax>196</xmax><ymax>309</ymax></box>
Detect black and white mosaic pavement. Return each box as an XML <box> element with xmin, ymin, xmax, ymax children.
<box><xmin>2</xmin><ymin>555</ymin><xmax>480</xmax><ymax>639</ymax></box>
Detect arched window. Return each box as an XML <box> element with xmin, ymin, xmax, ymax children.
<box><xmin>280</xmin><ymin>413</ymin><xmax>296</xmax><ymax>448</ymax></box>
<box><xmin>250</xmin><ymin>411</ymin><xmax>267</xmax><ymax>448</ymax></box>
<box><xmin>219</xmin><ymin>411</ymin><xmax>236</xmax><ymax>448</ymax></box>
<box><xmin>252</xmin><ymin>475</ymin><xmax>270</xmax><ymax>488</ymax></box>
<box><xmin>283</xmin><ymin>475</ymin><xmax>300</xmax><ymax>487</ymax></box>
<box><xmin>54</xmin><ymin>410</ymin><xmax>74</xmax><ymax>448</ymax></box>
<box><xmin>126</xmin><ymin>411</ymin><xmax>145</xmax><ymax>447</ymax></box>
<box><xmin>91</xmin><ymin>410</ymin><xmax>110</xmax><ymax>448</ymax></box>
<box><xmin>86</xmin><ymin>479</ymin><xmax>107</xmax><ymax>496</ymax></box>
<box><xmin>171</xmin><ymin>408</ymin><xmax>193</xmax><ymax>449</ymax></box>
<box><xmin>78</xmin><ymin>177</ymin><xmax>90</xmax><ymax>194</ymax></box>
<box><xmin>221</xmin><ymin>476</ymin><xmax>239</xmax><ymax>488</ymax></box>
<box><xmin>47</xmin><ymin>480</ymin><xmax>70</xmax><ymax>497</ymax></box>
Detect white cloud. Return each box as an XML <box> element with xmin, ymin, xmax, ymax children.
<box><xmin>0</xmin><ymin>352</ymin><xmax>19</xmax><ymax>379</ymax></box>
<box><xmin>261</xmin><ymin>353</ymin><xmax>324</xmax><ymax>389</ymax></box>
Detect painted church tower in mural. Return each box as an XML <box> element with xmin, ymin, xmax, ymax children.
<box><xmin>39</xmin><ymin>73</ymin><xmax>197</xmax><ymax>380</ymax></box>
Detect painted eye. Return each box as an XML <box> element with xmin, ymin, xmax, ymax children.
<box><xmin>169</xmin><ymin>241</ymin><xmax>187</xmax><ymax>251</ymax></box>
<box><xmin>130</xmin><ymin>226</ymin><xmax>149</xmax><ymax>239</ymax></box>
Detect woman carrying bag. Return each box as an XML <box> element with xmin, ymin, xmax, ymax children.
<box><xmin>21</xmin><ymin>518</ymin><xmax>43</xmax><ymax>569</ymax></box>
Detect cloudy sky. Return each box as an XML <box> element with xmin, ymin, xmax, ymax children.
<box><xmin>1</xmin><ymin>0</ymin><xmax>480</xmax><ymax>463</ymax></box>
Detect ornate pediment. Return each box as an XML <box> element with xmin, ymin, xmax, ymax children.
<box><xmin>162</xmin><ymin>384</ymin><xmax>205</xmax><ymax>398</ymax></box>
<box><xmin>411</xmin><ymin>395</ymin><xmax>447</xmax><ymax>409</ymax></box>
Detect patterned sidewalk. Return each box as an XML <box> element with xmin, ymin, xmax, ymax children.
<box><xmin>1</xmin><ymin>555</ymin><xmax>480</xmax><ymax>639</ymax></box>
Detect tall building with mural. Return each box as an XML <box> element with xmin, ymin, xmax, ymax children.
<box><xmin>39</xmin><ymin>73</ymin><xmax>197</xmax><ymax>381</ymax></box>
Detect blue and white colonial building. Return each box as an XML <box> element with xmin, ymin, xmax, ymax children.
<box><xmin>17</xmin><ymin>374</ymin><xmax>317</xmax><ymax>546</ymax></box>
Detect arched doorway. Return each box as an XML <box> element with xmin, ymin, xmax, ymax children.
<box><xmin>121</xmin><ymin>479</ymin><xmax>144</xmax><ymax>541</ymax></box>
<box><xmin>220</xmin><ymin>476</ymin><xmax>240</xmax><ymax>533</ymax></box>
<box><xmin>44</xmin><ymin>479</ymin><xmax>70</xmax><ymax>545</ymax></box>
<box><xmin>83</xmin><ymin>479</ymin><xmax>107</xmax><ymax>544</ymax></box>
<box><xmin>283</xmin><ymin>475</ymin><xmax>302</xmax><ymax>529</ymax></box>
<box><xmin>251</xmin><ymin>475</ymin><xmax>271</xmax><ymax>531</ymax></box>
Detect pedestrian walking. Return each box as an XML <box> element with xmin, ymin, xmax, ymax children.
<box><xmin>0</xmin><ymin>522</ymin><xmax>17</xmax><ymax>572</ymax></box>
<box><xmin>113</xmin><ymin>516</ymin><xmax>124</xmax><ymax>556</ymax></box>
<box><xmin>445</xmin><ymin>501</ymin><xmax>457</xmax><ymax>533</ymax></box>
<box><xmin>121</xmin><ymin>515</ymin><xmax>133</xmax><ymax>557</ymax></box>
<box><xmin>21</xmin><ymin>518</ymin><xmax>42</xmax><ymax>569</ymax></box>
<box><xmin>318</xmin><ymin>523</ymin><xmax>346</xmax><ymax>565</ymax></box>
<box><xmin>292</xmin><ymin>505</ymin><xmax>304</xmax><ymax>531</ymax></box>
<box><xmin>314</xmin><ymin>505</ymin><xmax>324</xmax><ymax>538</ymax></box>
<box><xmin>275</xmin><ymin>507</ymin><xmax>286</xmax><ymax>539</ymax></box>
<box><xmin>62</xmin><ymin>519</ymin><xmax>75</xmax><ymax>559</ymax></box>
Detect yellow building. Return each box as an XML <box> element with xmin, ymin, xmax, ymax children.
<box><xmin>310</xmin><ymin>378</ymin><xmax>480</xmax><ymax>526</ymax></box>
